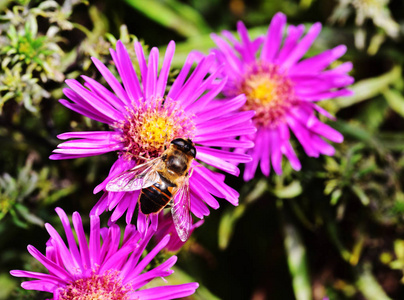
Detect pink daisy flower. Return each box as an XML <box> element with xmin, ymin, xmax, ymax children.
<box><xmin>210</xmin><ymin>12</ymin><xmax>354</xmax><ymax>180</ymax></box>
<box><xmin>10</xmin><ymin>208</ymin><xmax>198</xmax><ymax>300</ymax></box>
<box><xmin>49</xmin><ymin>41</ymin><xmax>255</xmax><ymax>229</ymax></box>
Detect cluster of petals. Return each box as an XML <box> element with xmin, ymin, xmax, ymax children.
<box><xmin>10</xmin><ymin>208</ymin><xmax>198</xmax><ymax>300</ymax></box>
<box><xmin>210</xmin><ymin>12</ymin><xmax>354</xmax><ymax>180</ymax></box>
<box><xmin>50</xmin><ymin>40</ymin><xmax>255</xmax><ymax>224</ymax></box>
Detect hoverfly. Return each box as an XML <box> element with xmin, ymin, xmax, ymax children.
<box><xmin>106</xmin><ymin>138</ymin><xmax>196</xmax><ymax>242</ymax></box>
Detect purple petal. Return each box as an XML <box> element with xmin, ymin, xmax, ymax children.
<box><xmin>236</xmin><ymin>21</ymin><xmax>256</xmax><ymax>63</ymax></box>
<box><xmin>199</xmin><ymin>138</ymin><xmax>254</xmax><ymax>149</ymax></box>
<box><xmin>72</xmin><ymin>212</ymin><xmax>91</xmax><ymax>269</ymax></box>
<box><xmin>59</xmin><ymin>97</ymin><xmax>112</xmax><ymax>125</ymax></box>
<box><xmin>132</xmin><ymin>282</ymin><xmax>199</xmax><ymax>300</ymax></box>
<box><xmin>211</xmin><ymin>33</ymin><xmax>242</xmax><ymax>75</ymax></box>
<box><xmin>91</xmin><ymin>56</ymin><xmax>131</xmax><ymax>104</ymax></box>
<box><xmin>270</xmin><ymin>129</ymin><xmax>283</xmax><ymax>175</ymax></box>
<box><xmin>130</xmin><ymin>235</ymin><xmax>171</xmax><ymax>279</ymax></box>
<box><xmin>20</xmin><ymin>280</ymin><xmax>59</xmax><ymax>292</ymax></box>
<box><xmin>26</xmin><ymin>245</ymin><xmax>72</xmax><ymax>282</ymax></box>
<box><xmin>291</xmin><ymin>45</ymin><xmax>347</xmax><ymax>75</ymax></box>
<box><xmin>82</xmin><ymin>75</ymin><xmax>126</xmax><ymax>110</ymax></box>
<box><xmin>65</xmin><ymin>79</ymin><xmax>123</xmax><ymax>121</ymax></box>
<box><xmin>145</xmin><ymin>47</ymin><xmax>159</xmax><ymax>99</ymax></box>
<box><xmin>281</xmin><ymin>141</ymin><xmax>301</xmax><ymax>171</ymax></box>
<box><xmin>156</xmin><ymin>41</ymin><xmax>175</xmax><ymax>97</ymax></box>
<box><xmin>10</xmin><ymin>270</ymin><xmax>64</xmax><ymax>285</ymax></box>
<box><xmin>194</xmin><ymin>94</ymin><xmax>246</xmax><ymax>122</ymax></box>
<box><xmin>134</xmin><ymin>41</ymin><xmax>148</xmax><ymax>89</ymax></box>
<box><xmin>110</xmin><ymin>196</ymin><xmax>130</xmax><ymax>223</ymax></box>
<box><xmin>261</xmin><ymin>12</ymin><xmax>287</xmax><ymax>62</ymax></box>
<box><xmin>196</xmin><ymin>149</ymin><xmax>240</xmax><ymax>176</ymax></box>
<box><xmin>89</xmin><ymin>215</ymin><xmax>101</xmax><ymax>267</ymax></box>
<box><xmin>192</xmin><ymin>166</ymin><xmax>238</xmax><ymax>205</ymax></box>
<box><xmin>168</xmin><ymin>51</ymin><xmax>200</xmax><ymax>100</ymax></box>
<box><xmin>282</xmin><ymin>22</ymin><xmax>322</xmax><ymax>69</ymax></box>
<box><xmin>191</xmin><ymin>179</ymin><xmax>220</xmax><ymax>209</ymax></box>
<box><xmin>259</xmin><ymin>129</ymin><xmax>271</xmax><ymax>176</ymax></box>
<box><xmin>196</xmin><ymin>110</ymin><xmax>255</xmax><ymax>132</ymax></box>
<box><xmin>54</xmin><ymin>208</ymin><xmax>83</xmax><ymax>271</ymax></box>
<box><xmin>175</xmin><ymin>54</ymin><xmax>216</xmax><ymax>109</ymax></box>
<box><xmin>277</xmin><ymin>24</ymin><xmax>305</xmax><ymax>64</ymax></box>
<box><xmin>286</xmin><ymin>114</ymin><xmax>319</xmax><ymax>157</ymax></box>
<box><xmin>52</xmin><ymin>145</ymin><xmax>121</xmax><ymax>156</ymax></box>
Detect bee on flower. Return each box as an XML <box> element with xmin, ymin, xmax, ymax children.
<box><xmin>50</xmin><ymin>40</ymin><xmax>255</xmax><ymax>240</ymax></box>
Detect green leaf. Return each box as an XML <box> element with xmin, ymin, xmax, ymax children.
<box><xmin>218</xmin><ymin>204</ymin><xmax>246</xmax><ymax>250</ymax></box>
<box><xmin>383</xmin><ymin>89</ymin><xmax>404</xmax><ymax>118</ymax></box>
<box><xmin>43</xmin><ymin>184</ymin><xmax>77</xmax><ymax>205</ymax></box>
<box><xmin>355</xmin><ymin>263</ymin><xmax>392</xmax><ymax>300</ymax></box>
<box><xmin>123</xmin><ymin>0</ymin><xmax>211</xmax><ymax>38</ymax></box>
<box><xmin>356</xmin><ymin>97</ymin><xmax>389</xmax><ymax>132</ymax></box>
<box><xmin>14</xmin><ymin>203</ymin><xmax>44</xmax><ymax>226</ymax></box>
<box><xmin>9</xmin><ymin>208</ymin><xmax>28</xmax><ymax>229</ymax></box>
<box><xmin>272</xmin><ymin>180</ymin><xmax>302</xmax><ymax>199</ymax></box>
<box><xmin>333</xmin><ymin>65</ymin><xmax>402</xmax><ymax>110</ymax></box>
<box><xmin>282</xmin><ymin>217</ymin><xmax>312</xmax><ymax>300</ymax></box>
<box><xmin>333</xmin><ymin>121</ymin><xmax>379</xmax><ymax>150</ymax></box>
<box><xmin>376</xmin><ymin>132</ymin><xmax>404</xmax><ymax>151</ymax></box>
<box><xmin>0</xmin><ymin>272</ymin><xmax>17</xmax><ymax>300</ymax></box>
<box><xmin>351</xmin><ymin>184</ymin><xmax>370</xmax><ymax>206</ymax></box>
<box><xmin>326</xmin><ymin>219</ymin><xmax>352</xmax><ymax>262</ymax></box>
<box><xmin>394</xmin><ymin>240</ymin><xmax>404</xmax><ymax>260</ymax></box>
<box><xmin>330</xmin><ymin>188</ymin><xmax>342</xmax><ymax>205</ymax></box>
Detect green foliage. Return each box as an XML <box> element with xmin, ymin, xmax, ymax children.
<box><xmin>0</xmin><ymin>1</ymin><xmax>72</xmax><ymax>112</ymax></box>
<box><xmin>122</xmin><ymin>0</ymin><xmax>212</xmax><ymax>38</ymax></box>
<box><xmin>329</xmin><ymin>0</ymin><xmax>400</xmax><ymax>54</ymax></box>
<box><xmin>0</xmin><ymin>154</ymin><xmax>76</xmax><ymax>228</ymax></box>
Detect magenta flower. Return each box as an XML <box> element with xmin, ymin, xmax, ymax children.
<box><xmin>154</xmin><ymin>211</ymin><xmax>204</xmax><ymax>252</ymax></box>
<box><xmin>50</xmin><ymin>41</ymin><xmax>255</xmax><ymax>226</ymax></box>
<box><xmin>210</xmin><ymin>12</ymin><xmax>354</xmax><ymax>180</ymax></box>
<box><xmin>10</xmin><ymin>208</ymin><xmax>198</xmax><ymax>300</ymax></box>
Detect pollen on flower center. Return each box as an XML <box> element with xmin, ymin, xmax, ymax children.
<box><xmin>139</xmin><ymin>114</ymin><xmax>172</xmax><ymax>147</ymax></box>
<box><xmin>115</xmin><ymin>97</ymin><xmax>195</xmax><ymax>162</ymax></box>
<box><xmin>57</xmin><ymin>270</ymin><xmax>131</xmax><ymax>300</ymax></box>
<box><xmin>245</xmin><ymin>77</ymin><xmax>277</xmax><ymax>105</ymax></box>
<box><xmin>227</xmin><ymin>63</ymin><xmax>297</xmax><ymax>128</ymax></box>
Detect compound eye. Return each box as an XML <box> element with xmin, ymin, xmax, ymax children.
<box><xmin>171</xmin><ymin>138</ymin><xmax>186</xmax><ymax>148</ymax></box>
<box><xmin>189</xmin><ymin>147</ymin><xmax>196</xmax><ymax>158</ymax></box>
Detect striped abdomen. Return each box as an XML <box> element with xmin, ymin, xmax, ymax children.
<box><xmin>139</xmin><ymin>173</ymin><xmax>177</xmax><ymax>214</ymax></box>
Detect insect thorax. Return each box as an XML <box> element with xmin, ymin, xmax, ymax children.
<box><xmin>165</xmin><ymin>150</ymin><xmax>190</xmax><ymax>176</ymax></box>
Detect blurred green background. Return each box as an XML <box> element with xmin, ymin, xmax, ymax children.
<box><xmin>1</xmin><ymin>0</ymin><xmax>404</xmax><ymax>299</ymax></box>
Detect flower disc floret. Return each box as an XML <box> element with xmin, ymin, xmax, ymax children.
<box><xmin>228</xmin><ymin>63</ymin><xmax>297</xmax><ymax>128</ymax></box>
<box><xmin>116</xmin><ymin>96</ymin><xmax>195</xmax><ymax>162</ymax></box>
<box><xmin>58</xmin><ymin>270</ymin><xmax>131</xmax><ymax>300</ymax></box>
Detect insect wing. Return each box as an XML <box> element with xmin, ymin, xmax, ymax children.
<box><xmin>106</xmin><ymin>158</ymin><xmax>161</xmax><ymax>192</ymax></box>
<box><xmin>171</xmin><ymin>176</ymin><xmax>192</xmax><ymax>242</ymax></box>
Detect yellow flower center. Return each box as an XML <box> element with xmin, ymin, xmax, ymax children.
<box><xmin>227</xmin><ymin>63</ymin><xmax>297</xmax><ymax>128</ymax></box>
<box><xmin>115</xmin><ymin>97</ymin><xmax>195</xmax><ymax>162</ymax></box>
<box><xmin>138</xmin><ymin>114</ymin><xmax>175</xmax><ymax>150</ymax></box>
<box><xmin>244</xmin><ymin>76</ymin><xmax>277</xmax><ymax>105</ymax></box>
